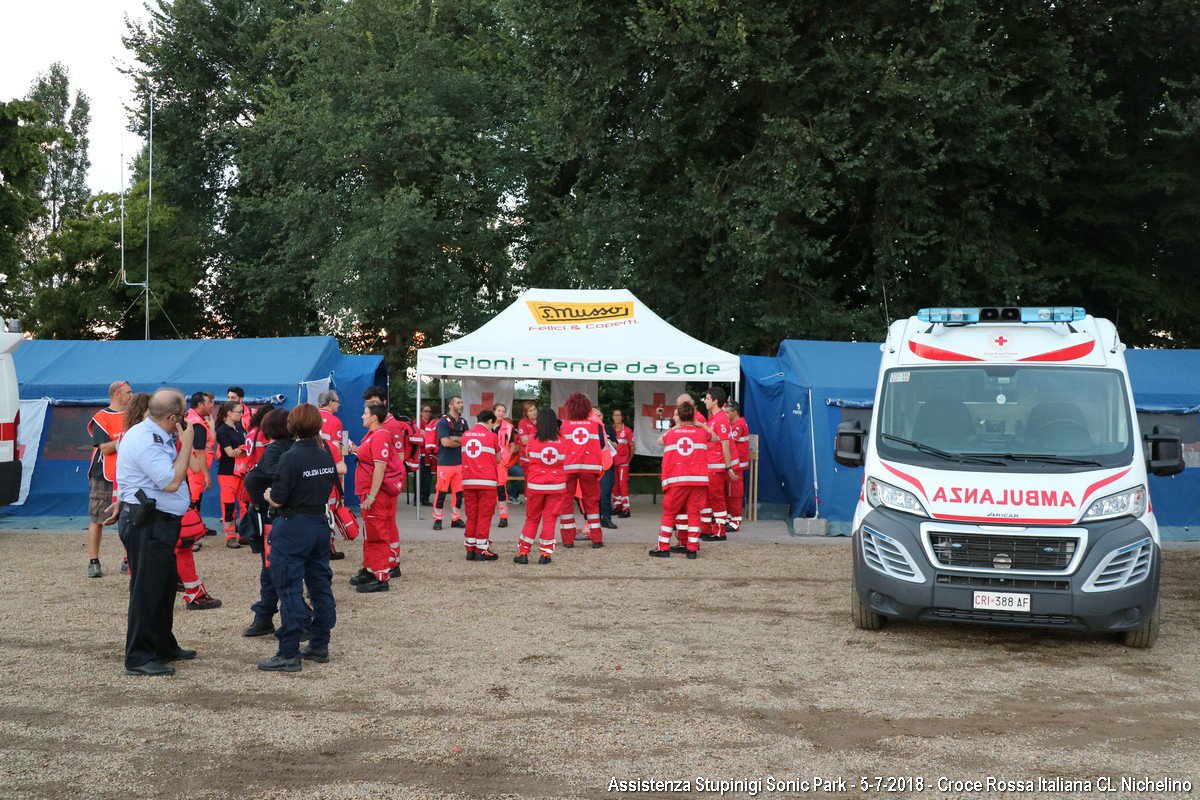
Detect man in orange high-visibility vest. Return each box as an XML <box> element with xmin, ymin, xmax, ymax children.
<box><xmin>86</xmin><ymin>380</ymin><xmax>133</xmax><ymax>578</ymax></box>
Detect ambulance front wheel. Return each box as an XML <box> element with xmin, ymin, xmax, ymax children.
<box><xmin>852</xmin><ymin>577</ymin><xmax>886</xmax><ymax>631</ymax></box>
<box><xmin>1121</xmin><ymin>597</ymin><xmax>1160</xmax><ymax>649</ymax></box>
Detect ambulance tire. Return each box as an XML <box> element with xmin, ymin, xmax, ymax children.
<box><xmin>851</xmin><ymin>577</ymin><xmax>885</xmax><ymax>631</ymax></box>
<box><xmin>1121</xmin><ymin>598</ymin><xmax>1160</xmax><ymax>649</ymax></box>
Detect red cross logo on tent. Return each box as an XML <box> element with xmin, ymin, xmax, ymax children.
<box><xmin>470</xmin><ymin>392</ymin><xmax>495</xmax><ymax>417</ymax></box>
<box><xmin>538</xmin><ymin>446</ymin><xmax>561</xmax><ymax>466</ymax></box>
<box><xmin>676</xmin><ymin>437</ymin><xmax>695</xmax><ymax>456</ymax></box>
<box><xmin>993</xmin><ymin>335</ymin><xmax>1009</xmax><ymax>347</ymax></box>
<box><xmin>569</xmin><ymin>427</ymin><xmax>591</xmax><ymax>446</ymax></box>
<box><xmin>463</xmin><ymin>439</ymin><xmax>484</xmax><ymax>459</ymax></box>
<box><xmin>642</xmin><ymin>392</ymin><xmax>667</xmax><ymax>419</ymax></box>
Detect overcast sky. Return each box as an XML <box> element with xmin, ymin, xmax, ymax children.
<box><xmin>0</xmin><ymin>0</ymin><xmax>151</xmax><ymax>194</ymax></box>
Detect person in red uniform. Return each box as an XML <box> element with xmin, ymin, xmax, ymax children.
<box><xmin>183</xmin><ymin>392</ymin><xmax>216</xmax><ymax>541</ymax></box>
<box><xmin>215</xmin><ymin>401</ymin><xmax>249</xmax><ymax>547</ymax></box>
<box><xmin>516</xmin><ymin>407</ymin><xmax>566</xmax><ymax>565</ymax></box>
<box><xmin>418</xmin><ymin>404</ymin><xmax>438</xmax><ymax>507</ymax></box>
<box><xmin>86</xmin><ymin>380</ymin><xmax>132</xmax><ymax>577</ymax></box>
<box><xmin>700</xmin><ymin>386</ymin><xmax>736</xmax><ymax>541</ymax></box>
<box><xmin>317</xmin><ymin>391</ymin><xmax>350</xmax><ymax>561</ymax></box>
<box><xmin>433</xmin><ymin>397</ymin><xmax>468</xmax><ymax>529</ymax></box>
<box><xmin>363</xmin><ymin>386</ymin><xmax>409</xmax><ymax>573</ymax></box>
<box><xmin>559</xmin><ymin>391</ymin><xmax>606</xmax><ymax>548</ymax></box>
<box><xmin>724</xmin><ymin>400</ymin><xmax>750</xmax><ymax>533</ymax></box>
<box><xmin>493</xmin><ymin>403</ymin><xmax>517</xmax><ymax>528</ymax></box>
<box><xmin>611</xmin><ymin>409</ymin><xmax>634</xmax><ymax>517</ymax></box>
<box><xmin>656</xmin><ymin>392</ymin><xmax>706</xmax><ymax>543</ymax></box>
<box><xmin>652</xmin><ymin>401</ymin><xmax>709</xmax><ymax>558</ymax></box>
<box><xmin>349</xmin><ymin>404</ymin><xmax>394</xmax><ymax>593</ymax></box>
<box><xmin>460</xmin><ymin>409</ymin><xmax>501</xmax><ymax>560</ymax></box>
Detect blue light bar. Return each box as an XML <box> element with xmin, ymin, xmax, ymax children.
<box><xmin>917</xmin><ymin>307</ymin><xmax>1086</xmax><ymax>324</ymax></box>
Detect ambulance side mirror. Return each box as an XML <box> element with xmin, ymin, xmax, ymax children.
<box><xmin>1145</xmin><ymin>425</ymin><xmax>1185</xmax><ymax>477</ymax></box>
<box><xmin>835</xmin><ymin>420</ymin><xmax>867</xmax><ymax>468</ymax></box>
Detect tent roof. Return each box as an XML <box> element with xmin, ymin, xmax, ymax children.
<box><xmin>15</xmin><ymin>337</ymin><xmax>346</xmax><ymax>402</ymax></box>
<box><xmin>416</xmin><ymin>289</ymin><xmax>740</xmax><ymax>381</ymax></box>
<box><xmin>772</xmin><ymin>339</ymin><xmax>1200</xmax><ymax>413</ymax></box>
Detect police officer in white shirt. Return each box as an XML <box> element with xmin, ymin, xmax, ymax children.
<box><xmin>115</xmin><ymin>388</ymin><xmax>196</xmax><ymax>676</ymax></box>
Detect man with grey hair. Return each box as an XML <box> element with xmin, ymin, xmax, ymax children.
<box><xmin>86</xmin><ymin>380</ymin><xmax>133</xmax><ymax>578</ymax></box>
<box><xmin>116</xmin><ymin>388</ymin><xmax>196</xmax><ymax>676</ymax></box>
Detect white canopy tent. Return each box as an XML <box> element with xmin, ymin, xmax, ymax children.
<box><xmin>412</xmin><ymin>288</ymin><xmax>741</xmax><ymax>516</ymax></box>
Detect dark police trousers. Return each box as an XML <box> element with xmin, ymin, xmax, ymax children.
<box><xmin>246</xmin><ymin>506</ymin><xmax>279</xmax><ymax>625</ymax></box>
<box><xmin>268</xmin><ymin>512</ymin><xmax>336</xmax><ymax>658</ymax></box>
<box><xmin>118</xmin><ymin>505</ymin><xmax>181</xmax><ymax>669</ymax></box>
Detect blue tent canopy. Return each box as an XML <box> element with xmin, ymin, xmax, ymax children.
<box><xmin>6</xmin><ymin>337</ymin><xmax>387</xmax><ymax>518</ymax></box>
<box><xmin>743</xmin><ymin>340</ymin><xmax>1200</xmax><ymax>540</ymax></box>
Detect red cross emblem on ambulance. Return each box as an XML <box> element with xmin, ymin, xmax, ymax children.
<box><xmin>993</xmin><ymin>335</ymin><xmax>1010</xmax><ymax>347</ymax></box>
<box><xmin>676</xmin><ymin>437</ymin><xmax>695</xmax><ymax>456</ymax></box>
<box><xmin>463</xmin><ymin>439</ymin><xmax>484</xmax><ymax>459</ymax></box>
<box><xmin>538</xmin><ymin>446</ymin><xmax>561</xmax><ymax>466</ymax></box>
<box><xmin>570</xmin><ymin>427</ymin><xmax>591</xmax><ymax>445</ymax></box>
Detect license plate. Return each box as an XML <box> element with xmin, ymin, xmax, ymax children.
<box><xmin>973</xmin><ymin>591</ymin><xmax>1030</xmax><ymax>612</ymax></box>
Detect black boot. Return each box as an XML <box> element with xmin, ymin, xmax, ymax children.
<box><xmin>349</xmin><ymin>568</ymin><xmax>373</xmax><ymax>586</ymax></box>
<box><xmin>243</xmin><ymin>619</ymin><xmax>275</xmax><ymax>637</ymax></box>
<box><xmin>649</xmin><ymin>549</ymin><xmax>670</xmax><ymax>558</ymax></box>
<box><xmin>513</xmin><ymin>554</ymin><xmax>528</xmax><ymax>564</ymax></box>
<box><xmin>538</xmin><ymin>555</ymin><xmax>552</xmax><ymax>565</ymax></box>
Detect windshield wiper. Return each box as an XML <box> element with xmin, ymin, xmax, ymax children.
<box><xmin>961</xmin><ymin>452</ymin><xmax>1103</xmax><ymax>467</ymax></box>
<box><xmin>880</xmin><ymin>434</ymin><xmax>1004</xmax><ymax>465</ymax></box>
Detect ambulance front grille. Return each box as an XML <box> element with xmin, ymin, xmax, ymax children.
<box><xmin>927</xmin><ymin>532</ymin><xmax>1078</xmax><ymax>572</ymax></box>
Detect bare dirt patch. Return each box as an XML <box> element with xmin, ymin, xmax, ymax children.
<box><xmin>0</xmin><ymin>530</ymin><xmax>1198</xmax><ymax>799</ymax></box>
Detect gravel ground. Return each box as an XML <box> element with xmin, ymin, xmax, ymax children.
<box><xmin>1</xmin><ymin>502</ymin><xmax>1199</xmax><ymax>800</ymax></box>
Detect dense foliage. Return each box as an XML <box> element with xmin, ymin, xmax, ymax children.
<box><xmin>7</xmin><ymin>1</ymin><xmax>1200</xmax><ymax>361</ymax></box>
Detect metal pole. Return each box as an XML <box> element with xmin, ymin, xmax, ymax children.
<box><xmin>144</xmin><ymin>93</ymin><xmax>153</xmax><ymax>340</ymax></box>
<box><xmin>415</xmin><ymin>374</ymin><xmax>422</xmax><ymax>521</ymax></box>
<box><xmin>808</xmin><ymin>388</ymin><xmax>820</xmax><ymax>520</ymax></box>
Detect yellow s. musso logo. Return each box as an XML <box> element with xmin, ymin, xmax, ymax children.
<box><xmin>526</xmin><ymin>301</ymin><xmax>635</xmax><ymax>325</ymax></box>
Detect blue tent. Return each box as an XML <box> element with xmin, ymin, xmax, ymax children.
<box><xmin>6</xmin><ymin>337</ymin><xmax>387</xmax><ymax>518</ymax></box>
<box><xmin>743</xmin><ymin>340</ymin><xmax>1200</xmax><ymax>540</ymax></box>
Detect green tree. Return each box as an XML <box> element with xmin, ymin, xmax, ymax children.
<box><xmin>25</xmin><ymin>63</ymin><xmax>90</xmax><ymax>233</ymax></box>
<box><xmin>0</xmin><ymin>100</ymin><xmax>50</xmax><ymax>310</ymax></box>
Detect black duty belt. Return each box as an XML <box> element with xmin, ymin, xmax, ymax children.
<box><xmin>278</xmin><ymin>505</ymin><xmax>326</xmax><ymax>519</ymax></box>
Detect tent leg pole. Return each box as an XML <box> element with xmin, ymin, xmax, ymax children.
<box><xmin>808</xmin><ymin>388</ymin><xmax>819</xmax><ymax>525</ymax></box>
<box><xmin>415</xmin><ymin>374</ymin><xmax>422</xmax><ymax>521</ymax></box>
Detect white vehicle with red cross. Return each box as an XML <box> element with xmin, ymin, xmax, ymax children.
<box><xmin>834</xmin><ymin>306</ymin><xmax>1184</xmax><ymax>647</ymax></box>
<box><xmin>0</xmin><ymin>326</ymin><xmax>22</xmax><ymax>506</ymax></box>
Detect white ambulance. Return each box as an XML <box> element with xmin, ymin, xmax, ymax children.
<box><xmin>835</xmin><ymin>307</ymin><xmax>1183</xmax><ymax>647</ymax></box>
<box><xmin>0</xmin><ymin>325</ymin><xmax>21</xmax><ymax>506</ymax></box>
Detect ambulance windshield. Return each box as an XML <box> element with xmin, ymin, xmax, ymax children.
<box><xmin>877</xmin><ymin>366</ymin><xmax>1134</xmax><ymax>470</ymax></box>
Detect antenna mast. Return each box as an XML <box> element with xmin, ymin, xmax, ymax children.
<box><xmin>144</xmin><ymin>94</ymin><xmax>153</xmax><ymax>340</ymax></box>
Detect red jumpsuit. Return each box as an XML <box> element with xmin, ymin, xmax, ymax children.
<box><xmin>702</xmin><ymin>409</ymin><xmax>733</xmax><ymax>539</ymax></box>
<box><xmin>381</xmin><ymin>414</ymin><xmax>411</xmax><ymax>566</ymax></box>
<box><xmin>659</xmin><ymin>424</ymin><xmax>710</xmax><ymax>552</ymax></box>
<box><xmin>495</xmin><ymin>419</ymin><xmax>515</xmax><ymax>522</ymax></box>
<box><xmin>673</xmin><ymin>410</ymin><xmax>707</xmax><ymax>537</ymax></box>
<box><xmin>560</xmin><ymin>419</ymin><xmax>604</xmax><ymax>545</ymax></box>
<box><xmin>174</xmin><ymin>437</ymin><xmax>212</xmax><ymax>604</ymax></box>
<box><xmin>318</xmin><ymin>407</ymin><xmax>346</xmax><ymax>555</ymax></box>
<box><xmin>356</xmin><ymin>427</ymin><xmax>395</xmax><ymax>582</ymax></box>
<box><xmin>461</xmin><ymin>423</ymin><xmax>500</xmax><ymax>555</ymax></box>
<box><xmin>520</xmin><ymin>437</ymin><xmax>567</xmax><ymax>558</ymax></box>
<box><xmin>612</xmin><ymin>423</ymin><xmax>633</xmax><ymax>514</ymax></box>
<box><xmin>727</xmin><ymin>416</ymin><xmax>750</xmax><ymax>531</ymax></box>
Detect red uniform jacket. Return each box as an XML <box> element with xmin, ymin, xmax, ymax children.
<box><xmin>560</xmin><ymin>419</ymin><xmax>603</xmax><ymax>473</ymax></box>
<box><xmin>613</xmin><ymin>424</ymin><xmax>633</xmax><ymax>465</ymax></box>
<box><xmin>706</xmin><ymin>410</ymin><xmax>732</xmax><ymax>471</ymax></box>
<box><xmin>524</xmin><ymin>436</ymin><xmax>567</xmax><ymax>492</ymax></box>
<box><xmin>355</xmin><ymin>427</ymin><xmax>391</xmax><ymax>499</ymax></box>
<box><xmin>461</xmin><ymin>424</ymin><xmax>500</xmax><ymax>488</ymax></box>
<box><xmin>730</xmin><ymin>417</ymin><xmax>750</xmax><ymax>470</ymax></box>
<box><xmin>661</xmin><ymin>424</ymin><xmax>710</xmax><ymax>490</ymax></box>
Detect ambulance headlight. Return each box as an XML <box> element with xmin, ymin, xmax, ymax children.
<box><xmin>866</xmin><ymin>477</ymin><xmax>928</xmax><ymax>517</ymax></box>
<box><xmin>1082</xmin><ymin>485</ymin><xmax>1147</xmax><ymax>522</ymax></box>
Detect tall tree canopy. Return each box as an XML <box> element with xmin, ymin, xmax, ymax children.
<box><xmin>18</xmin><ymin>0</ymin><xmax>1196</xmax><ymax>354</ymax></box>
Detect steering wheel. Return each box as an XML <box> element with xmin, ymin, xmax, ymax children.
<box><xmin>1035</xmin><ymin>418</ymin><xmax>1091</xmax><ymax>449</ymax></box>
